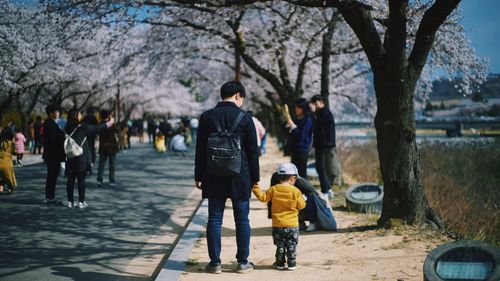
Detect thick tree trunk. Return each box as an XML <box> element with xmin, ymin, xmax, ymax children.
<box><xmin>374</xmin><ymin>72</ymin><xmax>441</xmax><ymax>227</ymax></box>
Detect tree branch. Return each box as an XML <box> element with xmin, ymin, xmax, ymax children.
<box><xmin>408</xmin><ymin>0</ymin><xmax>461</xmax><ymax>79</ymax></box>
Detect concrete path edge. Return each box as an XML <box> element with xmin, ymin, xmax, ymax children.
<box><xmin>153</xmin><ymin>199</ymin><xmax>208</xmax><ymax>281</ymax></box>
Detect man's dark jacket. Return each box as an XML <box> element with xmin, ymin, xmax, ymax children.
<box><xmin>195</xmin><ymin>102</ymin><xmax>260</xmax><ymax>200</ymax></box>
<box><xmin>98</xmin><ymin>123</ymin><xmax>119</xmax><ymax>155</ymax></box>
<box><xmin>42</xmin><ymin>118</ymin><xmax>65</xmax><ymax>162</ymax></box>
<box><xmin>312</xmin><ymin>107</ymin><xmax>336</xmax><ymax>148</ymax></box>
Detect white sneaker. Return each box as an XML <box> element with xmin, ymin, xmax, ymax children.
<box><xmin>67</xmin><ymin>201</ymin><xmax>74</xmax><ymax>208</ymax></box>
<box><xmin>78</xmin><ymin>201</ymin><xmax>88</xmax><ymax>209</ymax></box>
<box><xmin>96</xmin><ymin>181</ymin><xmax>103</xmax><ymax>187</ymax></box>
<box><xmin>306</xmin><ymin>222</ymin><xmax>318</xmax><ymax>232</ymax></box>
<box><xmin>109</xmin><ymin>182</ymin><xmax>116</xmax><ymax>187</ymax></box>
<box><xmin>324</xmin><ymin>190</ymin><xmax>334</xmax><ymax>199</ymax></box>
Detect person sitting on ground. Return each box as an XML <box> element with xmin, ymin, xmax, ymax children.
<box><xmin>155</xmin><ymin>132</ymin><xmax>167</xmax><ymax>153</ymax></box>
<box><xmin>169</xmin><ymin>131</ymin><xmax>187</xmax><ymax>155</ymax></box>
<box><xmin>0</xmin><ymin>127</ymin><xmax>17</xmax><ymax>194</ymax></box>
<box><xmin>253</xmin><ymin>163</ymin><xmax>306</xmax><ymax>271</ymax></box>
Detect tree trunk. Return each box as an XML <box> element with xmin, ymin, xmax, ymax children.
<box><xmin>374</xmin><ymin>71</ymin><xmax>441</xmax><ymax>227</ymax></box>
<box><xmin>234</xmin><ymin>44</ymin><xmax>241</xmax><ymax>81</ymax></box>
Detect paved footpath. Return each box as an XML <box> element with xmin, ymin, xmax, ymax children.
<box><xmin>0</xmin><ymin>143</ymin><xmax>201</xmax><ymax>281</ymax></box>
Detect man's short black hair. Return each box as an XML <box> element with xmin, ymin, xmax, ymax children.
<box><xmin>220</xmin><ymin>81</ymin><xmax>246</xmax><ymax>100</ymax></box>
<box><xmin>45</xmin><ymin>104</ymin><xmax>60</xmax><ymax>115</ymax></box>
<box><xmin>311</xmin><ymin>95</ymin><xmax>324</xmax><ymax>103</ymax></box>
<box><xmin>294</xmin><ymin>98</ymin><xmax>309</xmax><ymax>111</ymax></box>
<box><xmin>100</xmin><ymin>109</ymin><xmax>111</xmax><ymax>119</ymax></box>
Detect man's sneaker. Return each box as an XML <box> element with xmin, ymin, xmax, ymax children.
<box><xmin>67</xmin><ymin>201</ymin><xmax>74</xmax><ymax>208</ymax></box>
<box><xmin>205</xmin><ymin>263</ymin><xmax>222</xmax><ymax>274</ymax></box>
<box><xmin>78</xmin><ymin>201</ymin><xmax>88</xmax><ymax>209</ymax></box>
<box><xmin>96</xmin><ymin>181</ymin><xmax>103</xmax><ymax>187</ymax></box>
<box><xmin>299</xmin><ymin>220</ymin><xmax>307</xmax><ymax>231</ymax></box>
<box><xmin>46</xmin><ymin>198</ymin><xmax>59</xmax><ymax>204</ymax></box>
<box><xmin>272</xmin><ymin>262</ymin><xmax>285</xmax><ymax>270</ymax></box>
<box><xmin>236</xmin><ymin>262</ymin><xmax>254</xmax><ymax>274</ymax></box>
<box><xmin>306</xmin><ymin>222</ymin><xmax>318</xmax><ymax>232</ymax></box>
<box><xmin>288</xmin><ymin>263</ymin><xmax>298</xmax><ymax>270</ymax></box>
<box><xmin>109</xmin><ymin>182</ymin><xmax>116</xmax><ymax>187</ymax></box>
<box><xmin>324</xmin><ymin>190</ymin><xmax>334</xmax><ymax>199</ymax></box>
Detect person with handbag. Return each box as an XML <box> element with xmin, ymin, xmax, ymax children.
<box><xmin>64</xmin><ymin>108</ymin><xmax>114</xmax><ymax>209</ymax></box>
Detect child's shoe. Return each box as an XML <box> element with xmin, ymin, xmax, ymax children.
<box><xmin>272</xmin><ymin>262</ymin><xmax>285</xmax><ymax>270</ymax></box>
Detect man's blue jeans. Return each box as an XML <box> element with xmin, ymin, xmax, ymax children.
<box><xmin>207</xmin><ymin>198</ymin><xmax>250</xmax><ymax>265</ymax></box>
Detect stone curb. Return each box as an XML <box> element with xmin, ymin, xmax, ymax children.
<box><xmin>154</xmin><ymin>199</ymin><xmax>208</xmax><ymax>281</ymax></box>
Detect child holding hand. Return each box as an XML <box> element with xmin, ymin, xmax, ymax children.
<box><xmin>252</xmin><ymin>163</ymin><xmax>306</xmax><ymax>270</ymax></box>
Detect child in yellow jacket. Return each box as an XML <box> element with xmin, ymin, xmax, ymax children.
<box><xmin>253</xmin><ymin>163</ymin><xmax>306</xmax><ymax>271</ymax></box>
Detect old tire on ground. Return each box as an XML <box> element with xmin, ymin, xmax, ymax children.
<box><xmin>423</xmin><ymin>240</ymin><xmax>500</xmax><ymax>281</ymax></box>
<box><xmin>345</xmin><ymin>183</ymin><xmax>383</xmax><ymax>214</ymax></box>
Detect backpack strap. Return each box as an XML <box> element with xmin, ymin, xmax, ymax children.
<box><xmin>68</xmin><ymin>124</ymin><xmax>81</xmax><ymax>138</ymax></box>
<box><xmin>208</xmin><ymin>111</ymin><xmax>245</xmax><ymax>133</ymax></box>
<box><xmin>68</xmin><ymin>124</ymin><xmax>87</xmax><ymax>146</ymax></box>
<box><xmin>208</xmin><ymin>115</ymin><xmax>223</xmax><ymax>133</ymax></box>
<box><xmin>229</xmin><ymin>112</ymin><xmax>245</xmax><ymax>133</ymax></box>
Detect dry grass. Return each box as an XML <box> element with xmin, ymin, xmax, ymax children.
<box><xmin>339</xmin><ymin>140</ymin><xmax>500</xmax><ymax>246</ymax></box>
<box><xmin>340</xmin><ymin>141</ymin><xmax>382</xmax><ymax>184</ymax></box>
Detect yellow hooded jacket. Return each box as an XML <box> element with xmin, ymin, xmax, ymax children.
<box><xmin>253</xmin><ymin>183</ymin><xmax>306</xmax><ymax>227</ymax></box>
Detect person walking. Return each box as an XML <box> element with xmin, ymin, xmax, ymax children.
<box><xmin>14</xmin><ymin>128</ymin><xmax>27</xmax><ymax>167</ymax></box>
<box><xmin>42</xmin><ymin>105</ymin><xmax>66</xmax><ymax>204</ymax></box>
<box><xmin>64</xmin><ymin>108</ymin><xmax>114</xmax><ymax>208</ymax></box>
<box><xmin>147</xmin><ymin>116</ymin><xmax>157</xmax><ymax>144</ymax></box>
<box><xmin>0</xmin><ymin>127</ymin><xmax>16</xmax><ymax>194</ymax></box>
<box><xmin>33</xmin><ymin>116</ymin><xmax>43</xmax><ymax>155</ymax></box>
<box><xmin>96</xmin><ymin>110</ymin><xmax>119</xmax><ymax>187</ymax></box>
<box><xmin>82</xmin><ymin>108</ymin><xmax>98</xmax><ymax>168</ymax></box>
<box><xmin>250</xmin><ymin>113</ymin><xmax>266</xmax><ymax>156</ymax></box>
<box><xmin>195</xmin><ymin>81</ymin><xmax>260</xmax><ymax>274</ymax></box>
<box><xmin>26</xmin><ymin>118</ymin><xmax>35</xmax><ymax>154</ymax></box>
<box><xmin>309</xmin><ymin>95</ymin><xmax>341</xmax><ymax>198</ymax></box>
<box><xmin>253</xmin><ymin>163</ymin><xmax>306</xmax><ymax>270</ymax></box>
<box><xmin>285</xmin><ymin>98</ymin><xmax>313</xmax><ymax>178</ymax></box>
<box><xmin>189</xmin><ymin>117</ymin><xmax>199</xmax><ymax>143</ymax></box>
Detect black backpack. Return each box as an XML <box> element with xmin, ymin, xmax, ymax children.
<box><xmin>206</xmin><ymin>112</ymin><xmax>245</xmax><ymax>176</ymax></box>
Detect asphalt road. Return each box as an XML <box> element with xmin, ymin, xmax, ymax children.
<box><xmin>0</xmin><ymin>143</ymin><xmax>198</xmax><ymax>281</ymax></box>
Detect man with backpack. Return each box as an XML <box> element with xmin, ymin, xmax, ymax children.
<box><xmin>195</xmin><ymin>81</ymin><xmax>260</xmax><ymax>274</ymax></box>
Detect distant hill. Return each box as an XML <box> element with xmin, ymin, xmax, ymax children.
<box><xmin>430</xmin><ymin>74</ymin><xmax>500</xmax><ymax>101</ymax></box>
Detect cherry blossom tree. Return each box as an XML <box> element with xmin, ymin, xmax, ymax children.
<box><xmin>13</xmin><ymin>0</ymin><xmax>490</xmax><ymax>227</ymax></box>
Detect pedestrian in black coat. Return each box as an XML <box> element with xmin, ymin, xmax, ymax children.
<box><xmin>82</xmin><ymin>107</ymin><xmax>98</xmax><ymax>167</ymax></box>
<box><xmin>42</xmin><ymin>105</ymin><xmax>66</xmax><ymax>203</ymax></box>
<box><xmin>310</xmin><ymin>95</ymin><xmax>342</xmax><ymax>197</ymax></box>
<box><xmin>194</xmin><ymin>81</ymin><xmax>260</xmax><ymax>273</ymax></box>
<box><xmin>64</xmin><ymin>108</ymin><xmax>114</xmax><ymax>208</ymax></box>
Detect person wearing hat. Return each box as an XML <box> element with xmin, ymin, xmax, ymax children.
<box><xmin>309</xmin><ymin>95</ymin><xmax>341</xmax><ymax>199</ymax></box>
<box><xmin>252</xmin><ymin>163</ymin><xmax>306</xmax><ymax>271</ymax></box>
<box><xmin>42</xmin><ymin>104</ymin><xmax>66</xmax><ymax>204</ymax></box>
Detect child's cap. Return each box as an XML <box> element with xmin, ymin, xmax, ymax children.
<box><xmin>276</xmin><ymin>163</ymin><xmax>298</xmax><ymax>175</ymax></box>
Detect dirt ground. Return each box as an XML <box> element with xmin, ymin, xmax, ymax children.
<box><xmin>179</xmin><ymin>139</ymin><xmax>451</xmax><ymax>281</ymax></box>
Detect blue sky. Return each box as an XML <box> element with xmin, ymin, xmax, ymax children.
<box><xmin>460</xmin><ymin>0</ymin><xmax>500</xmax><ymax>74</ymax></box>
